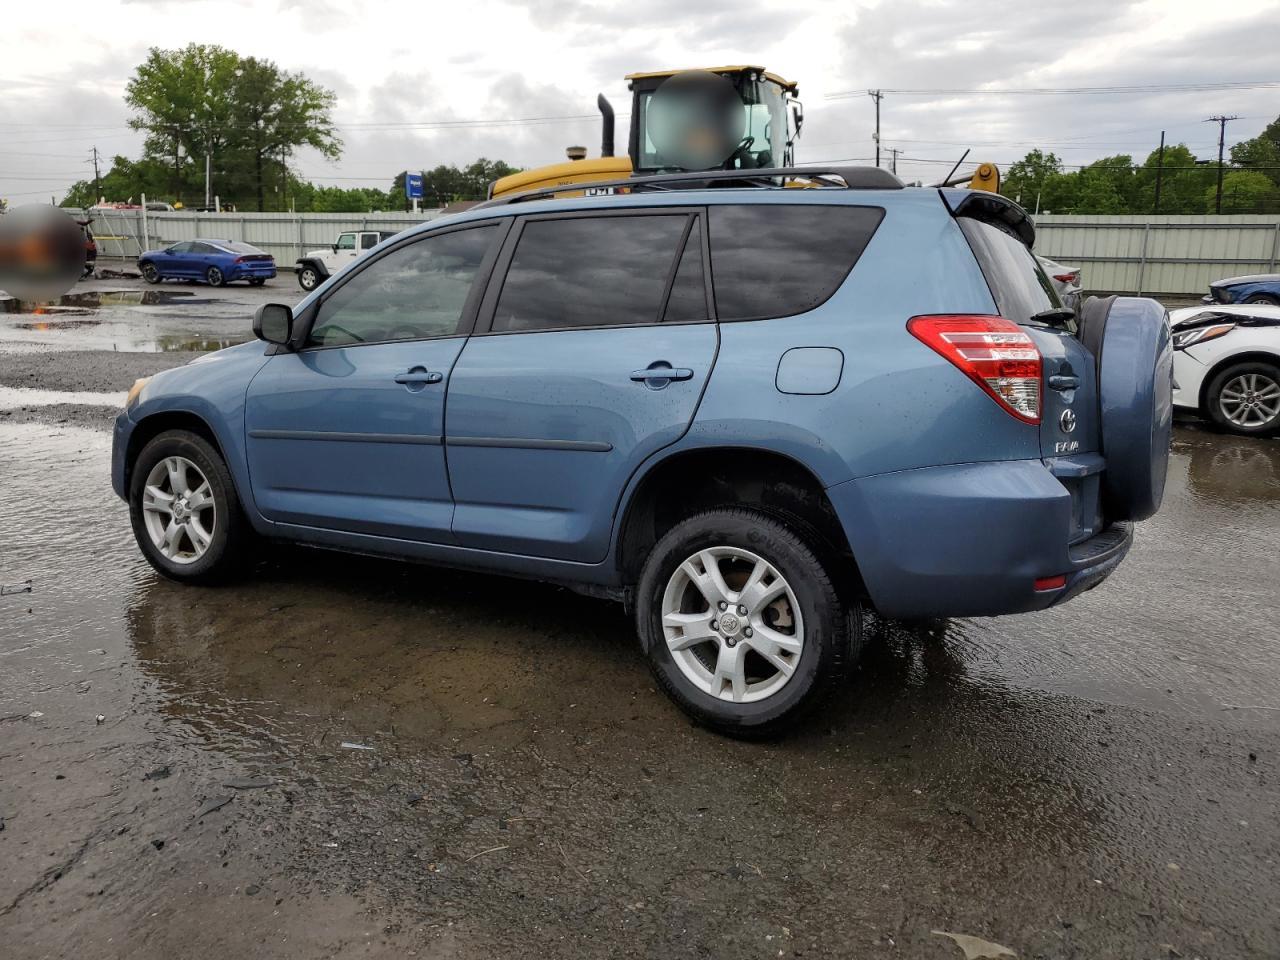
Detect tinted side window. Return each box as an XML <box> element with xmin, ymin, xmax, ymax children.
<box><xmin>958</xmin><ymin>217</ymin><xmax>1066</xmax><ymax>327</ymax></box>
<box><xmin>360</xmin><ymin>233</ymin><xmax>379</xmax><ymax>250</ymax></box>
<box><xmin>307</xmin><ymin>225</ymin><xmax>497</xmax><ymax>347</ymax></box>
<box><xmin>170</xmin><ymin>241</ymin><xmax>193</xmax><ymax>254</ymax></box>
<box><xmin>663</xmin><ymin>218</ymin><xmax>708</xmax><ymax>323</ymax></box>
<box><xmin>709</xmin><ymin>205</ymin><xmax>884</xmax><ymax>321</ymax></box>
<box><xmin>492</xmin><ymin>215</ymin><xmax>691</xmax><ymax>333</ymax></box>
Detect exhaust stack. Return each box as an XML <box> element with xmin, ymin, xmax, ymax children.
<box><xmin>597</xmin><ymin>94</ymin><xmax>615</xmax><ymax>158</ymax></box>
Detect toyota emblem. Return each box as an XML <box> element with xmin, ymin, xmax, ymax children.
<box><xmin>1059</xmin><ymin>409</ymin><xmax>1077</xmax><ymax>433</ymax></box>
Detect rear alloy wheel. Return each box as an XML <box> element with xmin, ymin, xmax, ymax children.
<box><xmin>141</xmin><ymin>262</ymin><xmax>160</xmax><ymax>284</ymax></box>
<box><xmin>298</xmin><ymin>266</ymin><xmax>319</xmax><ymax>291</ymax></box>
<box><xmin>1208</xmin><ymin>361</ymin><xmax>1280</xmax><ymax>435</ymax></box>
<box><xmin>206</xmin><ymin>266</ymin><xmax>225</xmax><ymax>287</ymax></box>
<box><xmin>636</xmin><ymin>507</ymin><xmax>860</xmax><ymax>738</ymax></box>
<box><xmin>128</xmin><ymin>429</ymin><xmax>252</xmax><ymax>583</ymax></box>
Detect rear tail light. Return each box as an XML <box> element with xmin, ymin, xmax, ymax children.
<box><xmin>234</xmin><ymin>256</ymin><xmax>246</xmax><ymax>263</ymax></box>
<box><xmin>907</xmin><ymin>315</ymin><xmax>1042</xmax><ymax>424</ymax></box>
<box><xmin>1053</xmin><ymin>271</ymin><xmax>1079</xmax><ymax>284</ymax></box>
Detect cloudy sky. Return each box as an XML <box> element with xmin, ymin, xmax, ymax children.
<box><xmin>2</xmin><ymin>0</ymin><xmax>1277</xmax><ymax>205</ymax></box>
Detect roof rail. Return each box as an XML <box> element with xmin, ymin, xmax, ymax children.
<box><xmin>476</xmin><ymin>165</ymin><xmax>904</xmax><ymax>209</ymax></box>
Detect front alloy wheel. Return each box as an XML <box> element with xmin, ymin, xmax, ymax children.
<box><xmin>141</xmin><ymin>456</ymin><xmax>216</xmax><ymax>564</ymax></box>
<box><xmin>141</xmin><ymin>262</ymin><xmax>160</xmax><ymax>284</ymax></box>
<box><xmin>128</xmin><ymin>429</ymin><xmax>251</xmax><ymax>582</ymax></box>
<box><xmin>206</xmin><ymin>266</ymin><xmax>225</xmax><ymax>286</ymax></box>
<box><xmin>1208</xmin><ymin>361</ymin><xmax>1280</xmax><ymax>435</ymax></box>
<box><xmin>298</xmin><ymin>267</ymin><xmax>319</xmax><ymax>291</ymax></box>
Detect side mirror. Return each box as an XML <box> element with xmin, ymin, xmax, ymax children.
<box><xmin>332</xmin><ymin>244</ymin><xmax>338</xmax><ymax>253</ymax></box>
<box><xmin>253</xmin><ymin>303</ymin><xmax>294</xmax><ymax>346</ymax></box>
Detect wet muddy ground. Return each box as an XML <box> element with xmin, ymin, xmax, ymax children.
<box><xmin>1</xmin><ymin>279</ymin><xmax>1278</xmax><ymax>959</ymax></box>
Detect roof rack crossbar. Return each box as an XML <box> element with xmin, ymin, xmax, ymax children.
<box><xmin>476</xmin><ymin>165</ymin><xmax>904</xmax><ymax>208</ymax></box>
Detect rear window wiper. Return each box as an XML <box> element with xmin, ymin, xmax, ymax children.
<box><xmin>1029</xmin><ymin>307</ymin><xmax>1075</xmax><ymax>327</ymax></box>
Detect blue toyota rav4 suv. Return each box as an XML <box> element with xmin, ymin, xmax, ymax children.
<box><xmin>112</xmin><ymin>167</ymin><xmax>1172</xmax><ymax>736</ymax></box>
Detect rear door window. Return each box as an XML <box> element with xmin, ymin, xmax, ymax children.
<box><xmin>958</xmin><ymin>217</ymin><xmax>1067</xmax><ymax>327</ymax></box>
<box><xmin>708</xmin><ymin>205</ymin><xmax>884</xmax><ymax>321</ymax></box>
<box><xmin>491</xmin><ymin>214</ymin><xmax>693</xmax><ymax>333</ymax></box>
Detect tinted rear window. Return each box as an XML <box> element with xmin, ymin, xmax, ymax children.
<box><xmin>709</xmin><ymin>205</ymin><xmax>884</xmax><ymax>321</ymax></box>
<box><xmin>958</xmin><ymin>217</ymin><xmax>1066</xmax><ymax>326</ymax></box>
<box><xmin>492</xmin><ymin>214</ymin><xmax>692</xmax><ymax>333</ymax></box>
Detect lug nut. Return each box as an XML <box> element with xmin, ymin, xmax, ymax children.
<box><xmin>718</xmin><ymin>601</ymin><xmax>728</xmax><ymax>611</ymax></box>
<box><xmin>737</xmin><ymin>605</ymin><xmax>747</xmax><ymax>616</ymax></box>
<box><xmin>710</xmin><ymin>620</ymin><xmax>719</xmax><ymax>631</ymax></box>
<box><xmin>744</xmin><ymin>627</ymin><xmax>753</xmax><ymax>638</ymax></box>
<box><xmin>726</xmin><ymin>637</ymin><xmax>737</xmax><ymax>647</ymax></box>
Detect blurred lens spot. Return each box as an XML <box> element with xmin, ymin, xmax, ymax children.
<box><xmin>0</xmin><ymin>205</ymin><xmax>86</xmax><ymax>302</ymax></box>
<box><xmin>646</xmin><ymin>71</ymin><xmax>747</xmax><ymax>171</ymax></box>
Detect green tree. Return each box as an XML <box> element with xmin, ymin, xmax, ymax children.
<box><xmin>1208</xmin><ymin>170</ymin><xmax>1279</xmax><ymax>213</ymax></box>
<box><xmin>1001</xmin><ymin>149</ymin><xmax>1062</xmax><ymax>210</ymax></box>
<box><xmin>123</xmin><ymin>45</ymin><xmax>339</xmax><ymax>210</ymax></box>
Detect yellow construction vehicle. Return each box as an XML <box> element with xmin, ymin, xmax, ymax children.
<box><xmin>489</xmin><ymin>66</ymin><xmax>803</xmax><ymax>200</ymax></box>
<box><xmin>488</xmin><ymin>66</ymin><xmax>1002</xmax><ymax>200</ymax></box>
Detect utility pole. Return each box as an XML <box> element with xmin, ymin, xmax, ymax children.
<box><xmin>1153</xmin><ymin>130</ymin><xmax>1165</xmax><ymax>214</ymax></box>
<box><xmin>91</xmin><ymin>146</ymin><xmax>102</xmax><ymax>203</ymax></box>
<box><xmin>868</xmin><ymin>89</ymin><xmax>883</xmax><ymax>168</ymax></box>
<box><xmin>204</xmin><ymin>134</ymin><xmax>212</xmax><ymax>210</ymax></box>
<box><xmin>888</xmin><ymin>147</ymin><xmax>902</xmax><ymax>175</ymax></box>
<box><xmin>1204</xmin><ymin>115</ymin><xmax>1239</xmax><ymax>214</ymax></box>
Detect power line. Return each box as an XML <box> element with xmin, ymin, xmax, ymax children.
<box><xmin>826</xmin><ymin>79</ymin><xmax>1280</xmax><ymax>99</ymax></box>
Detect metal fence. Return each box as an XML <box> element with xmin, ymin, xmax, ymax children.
<box><xmin>1033</xmin><ymin>214</ymin><xmax>1280</xmax><ymax>296</ymax></box>
<box><xmin>85</xmin><ymin>207</ymin><xmax>1280</xmax><ymax>296</ymax></box>
<box><xmin>87</xmin><ymin>209</ymin><xmax>446</xmax><ymax>265</ymax></box>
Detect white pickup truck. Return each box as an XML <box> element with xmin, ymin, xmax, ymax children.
<box><xmin>294</xmin><ymin>229</ymin><xmax>401</xmax><ymax>291</ymax></box>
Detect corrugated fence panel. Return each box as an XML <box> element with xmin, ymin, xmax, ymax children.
<box><xmin>90</xmin><ymin>209</ymin><xmax>1280</xmax><ymax>296</ymax></box>
<box><xmin>1035</xmin><ymin>215</ymin><xmax>1280</xmax><ymax>295</ymax></box>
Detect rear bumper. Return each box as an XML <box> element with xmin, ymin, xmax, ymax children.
<box><xmin>827</xmin><ymin>458</ymin><xmax>1132</xmax><ymax>619</ymax></box>
<box><xmin>228</xmin><ymin>266</ymin><xmax>277</xmax><ymax>280</ymax></box>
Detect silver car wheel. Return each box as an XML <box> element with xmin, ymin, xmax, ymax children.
<box><xmin>1219</xmin><ymin>373</ymin><xmax>1280</xmax><ymax>427</ymax></box>
<box><xmin>660</xmin><ymin>546</ymin><xmax>804</xmax><ymax>703</ymax></box>
<box><xmin>141</xmin><ymin>456</ymin><xmax>216</xmax><ymax>565</ymax></box>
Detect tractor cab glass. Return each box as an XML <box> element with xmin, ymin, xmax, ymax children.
<box><xmin>632</xmin><ymin>71</ymin><xmax>794</xmax><ymax>174</ymax></box>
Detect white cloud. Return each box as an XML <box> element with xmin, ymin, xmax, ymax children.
<box><xmin>1</xmin><ymin>0</ymin><xmax>1276</xmax><ymax>203</ymax></box>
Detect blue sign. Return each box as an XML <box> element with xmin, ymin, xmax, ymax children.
<box><xmin>405</xmin><ymin>172</ymin><xmax>424</xmax><ymax>200</ymax></box>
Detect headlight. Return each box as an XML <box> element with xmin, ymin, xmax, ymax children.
<box><xmin>1172</xmin><ymin>323</ymin><xmax>1235</xmax><ymax>351</ymax></box>
<box><xmin>125</xmin><ymin>376</ymin><xmax>151</xmax><ymax>409</ymax></box>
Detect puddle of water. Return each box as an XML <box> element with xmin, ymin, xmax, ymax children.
<box><xmin>0</xmin><ymin>289</ymin><xmax>206</xmax><ymax>314</ymax></box>
<box><xmin>16</xmin><ymin>318</ymin><xmax>102</xmax><ymax>330</ymax></box>
<box><xmin>0</xmin><ymin>385</ymin><xmax>125</xmax><ymax>409</ymax></box>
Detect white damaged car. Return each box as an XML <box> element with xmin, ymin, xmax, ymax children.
<box><xmin>1169</xmin><ymin>304</ymin><xmax>1280</xmax><ymax>436</ymax></box>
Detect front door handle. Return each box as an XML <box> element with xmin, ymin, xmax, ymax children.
<box><xmin>394</xmin><ymin>367</ymin><xmax>443</xmax><ymax>391</ymax></box>
<box><xmin>630</xmin><ymin>363</ymin><xmax>694</xmax><ymax>389</ymax></box>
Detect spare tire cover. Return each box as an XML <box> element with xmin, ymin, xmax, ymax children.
<box><xmin>1090</xmin><ymin>296</ymin><xmax>1173</xmax><ymax>522</ymax></box>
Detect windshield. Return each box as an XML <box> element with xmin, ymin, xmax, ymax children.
<box><xmin>636</xmin><ymin>77</ymin><xmax>789</xmax><ymax>172</ymax></box>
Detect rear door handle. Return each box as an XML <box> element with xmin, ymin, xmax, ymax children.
<box><xmin>630</xmin><ymin>364</ymin><xmax>694</xmax><ymax>387</ymax></box>
<box><xmin>1048</xmin><ymin>374</ymin><xmax>1080</xmax><ymax>391</ymax></box>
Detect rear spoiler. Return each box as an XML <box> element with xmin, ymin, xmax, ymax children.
<box><xmin>939</xmin><ymin>188</ymin><xmax>1035</xmax><ymax>249</ymax></box>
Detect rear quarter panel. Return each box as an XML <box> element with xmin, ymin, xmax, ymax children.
<box><xmin>687</xmin><ymin>190</ymin><xmax>1041</xmax><ymax>487</ymax></box>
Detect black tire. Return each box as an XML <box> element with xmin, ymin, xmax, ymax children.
<box><xmin>128</xmin><ymin>429</ymin><xmax>253</xmax><ymax>584</ymax></box>
<box><xmin>1242</xmin><ymin>294</ymin><xmax>1280</xmax><ymax>306</ymax></box>
<box><xmin>1205</xmin><ymin>360</ymin><xmax>1280</xmax><ymax>436</ymax></box>
<box><xmin>635</xmin><ymin>507</ymin><xmax>861</xmax><ymax>738</ymax></box>
<box><xmin>249</xmin><ymin>278</ymin><xmax>267</xmax><ymax>286</ymax></box>
<box><xmin>141</xmin><ymin>262</ymin><xmax>160</xmax><ymax>284</ymax></box>
<box><xmin>206</xmin><ymin>266</ymin><xmax>225</xmax><ymax>287</ymax></box>
<box><xmin>297</xmin><ymin>266</ymin><xmax>319</xmax><ymax>291</ymax></box>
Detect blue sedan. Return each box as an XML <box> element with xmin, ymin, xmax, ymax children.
<box><xmin>1204</xmin><ymin>273</ymin><xmax>1280</xmax><ymax>306</ymax></box>
<box><xmin>139</xmin><ymin>239</ymin><xmax>277</xmax><ymax>287</ymax></box>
